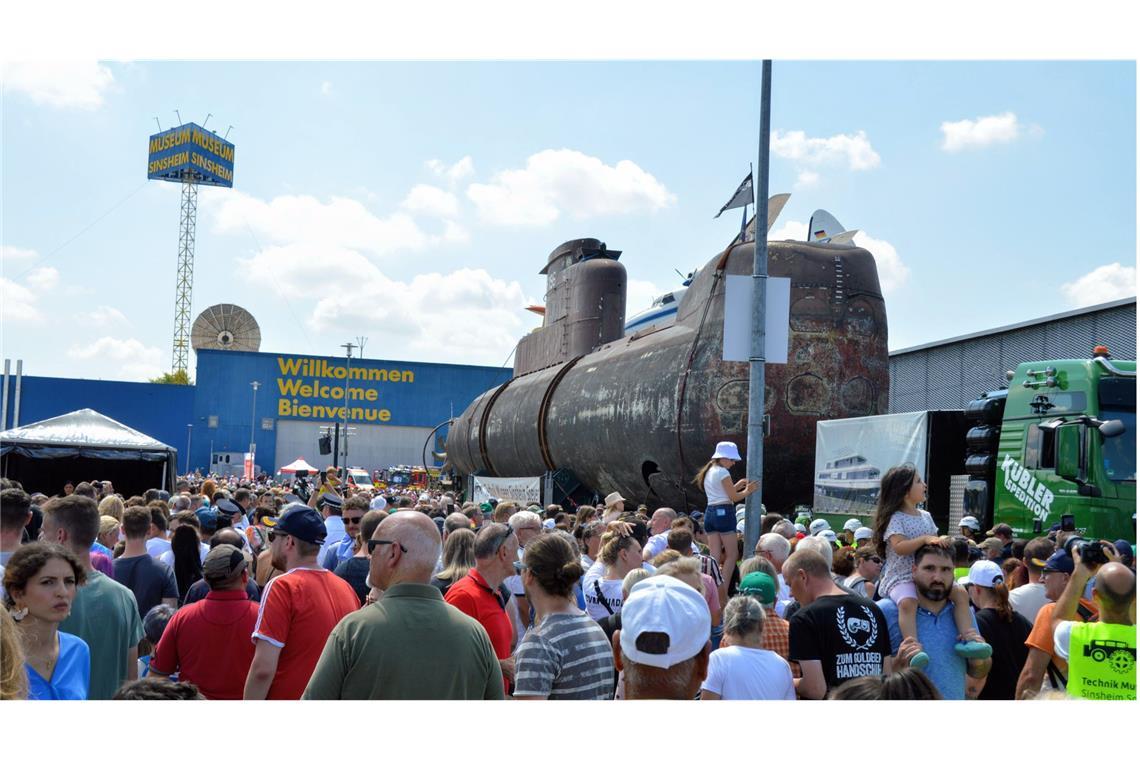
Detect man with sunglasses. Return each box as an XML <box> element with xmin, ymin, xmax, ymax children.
<box><xmin>445</xmin><ymin>523</ymin><xmax>518</xmax><ymax>694</ymax></box>
<box><xmin>321</xmin><ymin>497</ymin><xmax>368</xmax><ymax>571</ymax></box>
<box><xmin>244</xmin><ymin>504</ymin><xmax>359</xmax><ymax>700</ymax></box>
<box><xmin>303</xmin><ymin>511</ymin><xmax>504</xmax><ymax>700</ymax></box>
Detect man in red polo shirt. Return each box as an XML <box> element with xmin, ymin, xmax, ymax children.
<box><xmin>148</xmin><ymin>544</ymin><xmax>259</xmax><ymax>699</ymax></box>
<box><xmin>244</xmin><ymin>504</ymin><xmax>359</xmax><ymax>700</ymax></box>
<box><xmin>445</xmin><ymin>522</ymin><xmax>518</xmax><ymax>693</ymax></box>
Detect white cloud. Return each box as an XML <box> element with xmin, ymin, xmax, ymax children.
<box><xmin>400</xmin><ymin>184</ymin><xmax>460</xmax><ymax>218</ymax></box>
<box><xmin>794</xmin><ymin>171</ymin><xmax>820</xmax><ymax>190</ymax></box>
<box><xmin>204</xmin><ymin>190</ymin><xmax>437</xmax><ymax>255</ymax></box>
<box><xmin>467</xmin><ymin>149</ymin><xmax>676</xmax><ymax>226</ymax></box>
<box><xmin>625</xmin><ymin>279</ymin><xmax>667</xmax><ymax>319</ymax></box>
<box><xmin>0</xmin><ymin>247</ymin><xmax>61</xmax><ymax>323</ymax></box>
<box><xmin>442</xmin><ymin>219</ymin><xmax>470</xmax><ymax>244</ymax></box>
<box><xmin>426</xmin><ymin>157</ymin><xmax>475</xmax><ymax>186</ymax></box>
<box><xmin>1060</xmin><ymin>263</ymin><xmax>1136</xmax><ymax>307</ymax></box>
<box><xmin>769</xmin><ymin>220</ymin><xmax>809</xmax><ymax>242</ymax></box>
<box><xmin>67</xmin><ymin>337</ymin><xmax>164</xmax><ymax>381</ymax></box>
<box><xmin>940</xmin><ymin>111</ymin><xmax>1022</xmax><ymax>152</ymax></box>
<box><xmin>86</xmin><ymin>306</ymin><xmax>130</xmax><ymax>327</ymax></box>
<box><xmin>25</xmin><ymin>266</ymin><xmax>59</xmax><ymax>290</ymax></box>
<box><xmin>853</xmin><ymin>232</ymin><xmax>909</xmax><ymax>294</ymax></box>
<box><xmin>0</xmin><ymin>245</ymin><xmax>39</xmax><ymax>265</ymax></box>
<box><xmin>234</xmin><ymin>241</ymin><xmax>532</xmax><ymax>365</ymax></box>
<box><xmin>771</xmin><ymin>130</ymin><xmax>881</xmax><ymax>171</ymax></box>
<box><xmin>320</xmin><ymin>81</ymin><xmax>332</xmax><ymax>95</ymax></box>
<box><xmin>0</xmin><ymin>278</ymin><xmax>42</xmax><ymax>323</ymax></box>
<box><xmin>1</xmin><ymin>61</ymin><xmax>114</xmax><ymax>109</ymax></box>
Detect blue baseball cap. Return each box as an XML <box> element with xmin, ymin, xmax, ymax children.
<box><xmin>194</xmin><ymin>507</ymin><xmax>218</xmax><ymax>532</ymax></box>
<box><xmin>264</xmin><ymin>504</ymin><xmax>327</xmax><ymax>545</ymax></box>
<box><xmin>1041</xmin><ymin>548</ymin><xmax>1075</xmax><ymax>574</ymax></box>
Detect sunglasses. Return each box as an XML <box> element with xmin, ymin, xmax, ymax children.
<box><xmin>489</xmin><ymin>526</ymin><xmax>514</xmax><ymax>555</ymax></box>
<box><xmin>267</xmin><ymin>530</ymin><xmax>287</xmax><ymax>543</ymax></box>
<box><xmin>342</xmin><ymin>516</ymin><xmax>362</xmax><ymax>525</ymax></box>
<box><xmin>866</xmin><ymin>556</ymin><xmax>883</xmax><ymax>564</ymax></box>
<box><xmin>367</xmin><ymin>539</ymin><xmax>408</xmax><ymax>555</ymax></box>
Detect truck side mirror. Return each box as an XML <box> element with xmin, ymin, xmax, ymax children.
<box><xmin>1056</xmin><ymin>425</ymin><xmax>1081</xmax><ymax>481</ymax></box>
<box><xmin>1098</xmin><ymin>419</ymin><xmax>1125</xmax><ymax>438</ymax></box>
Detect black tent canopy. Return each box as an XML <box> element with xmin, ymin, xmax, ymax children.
<box><xmin>1</xmin><ymin>409</ymin><xmax>177</xmax><ymax>497</ymax></box>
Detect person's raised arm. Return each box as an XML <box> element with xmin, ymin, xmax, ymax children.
<box><xmin>1050</xmin><ymin>545</ymin><xmax>1097</xmax><ymax>631</ymax></box>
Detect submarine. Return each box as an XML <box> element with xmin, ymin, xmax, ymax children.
<box><xmin>446</xmin><ymin>203</ymin><xmax>889</xmax><ymax>511</ymax></box>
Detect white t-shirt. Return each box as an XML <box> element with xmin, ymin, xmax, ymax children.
<box><xmin>701</xmin><ymin>646</ymin><xmax>796</xmax><ymax>700</ymax></box>
<box><xmin>703</xmin><ymin>465</ymin><xmax>732</xmax><ymax>505</ymax></box>
<box><xmin>159</xmin><ymin>543</ymin><xmax>210</xmax><ymax>567</ymax></box>
<box><xmin>584</xmin><ymin>576</ymin><xmax>624</xmax><ymax>620</ymax></box>
<box><xmin>146</xmin><ymin>537</ymin><xmax>171</xmax><ymax>558</ymax></box>
<box><xmin>643</xmin><ymin>532</ymin><xmax>701</xmax><ymax>560</ymax></box>
<box><xmin>1053</xmin><ymin>621</ymin><xmax>1075</xmax><ymax>661</ymax></box>
<box><xmin>1010</xmin><ymin>581</ymin><xmax>1049</xmax><ymax>624</ymax></box>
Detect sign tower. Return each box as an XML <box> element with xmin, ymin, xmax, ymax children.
<box><xmin>147</xmin><ymin>120</ymin><xmax>236</xmax><ymax>374</ymax></box>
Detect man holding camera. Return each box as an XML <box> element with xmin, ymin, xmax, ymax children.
<box><xmin>1049</xmin><ymin>540</ymin><xmax>1135</xmax><ymax>700</ymax></box>
<box><xmin>1016</xmin><ymin>544</ymin><xmax>1100</xmax><ymax>698</ymax></box>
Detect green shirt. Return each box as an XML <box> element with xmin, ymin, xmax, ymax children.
<box><xmin>302</xmin><ymin>583</ymin><xmax>504</xmax><ymax>700</ymax></box>
<box><xmin>58</xmin><ymin>570</ymin><xmax>145</xmax><ymax>700</ymax></box>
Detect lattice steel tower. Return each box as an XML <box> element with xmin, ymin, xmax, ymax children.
<box><xmin>172</xmin><ymin>178</ymin><xmax>199</xmax><ymax>373</ymax></box>
<box><xmin>146</xmin><ymin>119</ymin><xmax>236</xmax><ymax>375</ymax></box>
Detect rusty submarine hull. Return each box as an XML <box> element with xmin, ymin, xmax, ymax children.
<box><xmin>446</xmin><ymin>229</ymin><xmax>889</xmax><ymax>511</ymax></box>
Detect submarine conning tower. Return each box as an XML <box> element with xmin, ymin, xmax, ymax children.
<box><xmin>513</xmin><ymin>238</ymin><xmax>626</xmax><ymax>377</ymax></box>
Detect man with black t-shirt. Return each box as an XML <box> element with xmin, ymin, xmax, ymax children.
<box><xmin>785</xmin><ymin>547</ymin><xmax>893</xmax><ymax>699</ymax></box>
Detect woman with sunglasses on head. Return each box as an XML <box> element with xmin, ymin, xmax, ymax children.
<box><xmin>513</xmin><ymin>532</ymin><xmax>615</xmax><ymax>700</ymax></box>
<box><xmin>584</xmin><ymin>527</ymin><xmax>644</xmax><ymax>621</ymax></box>
<box><xmin>843</xmin><ymin>545</ymin><xmax>883</xmax><ymax>598</ymax></box>
<box><xmin>3</xmin><ymin>543</ymin><xmax>90</xmax><ymax>700</ymax></box>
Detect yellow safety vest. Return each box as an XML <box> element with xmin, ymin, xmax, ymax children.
<box><xmin>1066</xmin><ymin>621</ymin><xmax>1136</xmax><ymax>700</ymax></box>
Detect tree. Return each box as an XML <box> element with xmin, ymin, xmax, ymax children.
<box><xmin>151</xmin><ymin>369</ymin><xmax>192</xmax><ymax>385</ymax></box>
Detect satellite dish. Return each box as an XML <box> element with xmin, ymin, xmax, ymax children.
<box><xmin>191</xmin><ymin>304</ymin><xmax>261</xmax><ymax>353</ymax></box>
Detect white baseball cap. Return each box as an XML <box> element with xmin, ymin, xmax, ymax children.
<box><xmin>959</xmin><ymin>515</ymin><xmax>981</xmax><ymax>531</ymax></box>
<box><xmin>819</xmin><ymin>529</ymin><xmax>838</xmax><ymax>543</ymax></box>
<box><xmin>809</xmin><ymin>518</ymin><xmax>830</xmax><ymax>536</ymax></box>
<box><xmin>711</xmin><ymin>441</ymin><xmax>741</xmax><ymax>461</ymax></box>
<box><xmin>620</xmin><ymin>575</ymin><xmax>711</xmax><ymax>669</ymax></box>
<box><xmin>853</xmin><ymin>526</ymin><xmax>874</xmax><ymax>541</ymax></box>
<box><xmin>843</xmin><ymin>518</ymin><xmax>863</xmax><ymax>532</ymax></box>
<box><xmin>966</xmin><ymin>560</ymin><xmax>1004</xmax><ymax>588</ymax></box>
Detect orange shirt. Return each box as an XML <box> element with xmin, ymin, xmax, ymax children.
<box><xmin>1024</xmin><ymin>598</ymin><xmax>1098</xmax><ymax>671</ymax></box>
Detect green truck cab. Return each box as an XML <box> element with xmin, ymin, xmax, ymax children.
<box><xmin>968</xmin><ymin>352</ymin><xmax>1135</xmax><ymax>541</ymax></box>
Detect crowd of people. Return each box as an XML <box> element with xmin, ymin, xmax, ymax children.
<box><xmin>0</xmin><ymin>448</ymin><xmax>1135</xmax><ymax>701</ymax></box>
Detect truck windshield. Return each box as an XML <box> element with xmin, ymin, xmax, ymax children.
<box><xmin>1099</xmin><ymin>378</ymin><xmax>1136</xmax><ymax>482</ymax></box>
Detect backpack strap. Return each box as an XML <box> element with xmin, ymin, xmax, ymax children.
<box><xmin>595</xmin><ymin>580</ymin><xmax>616</xmax><ymax>616</ymax></box>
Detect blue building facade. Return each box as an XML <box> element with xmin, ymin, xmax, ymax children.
<box><xmin>2</xmin><ymin>350</ymin><xmax>511</xmax><ymax>477</ymax></box>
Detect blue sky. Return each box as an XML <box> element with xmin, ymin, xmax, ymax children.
<box><xmin>2</xmin><ymin>59</ymin><xmax>1135</xmax><ymax>381</ymax></box>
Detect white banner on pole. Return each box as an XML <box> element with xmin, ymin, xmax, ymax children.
<box><xmin>472</xmin><ymin>475</ymin><xmax>542</xmax><ymax>504</ymax></box>
<box><xmin>722</xmin><ymin>275</ymin><xmax>790</xmax><ymax>363</ymax></box>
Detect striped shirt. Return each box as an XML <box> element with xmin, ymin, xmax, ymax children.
<box><xmin>513</xmin><ymin>611</ymin><xmax>615</xmax><ymax>699</ymax></box>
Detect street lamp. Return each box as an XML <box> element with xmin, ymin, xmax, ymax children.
<box><xmin>249</xmin><ymin>381</ymin><xmax>260</xmax><ymax>477</ymax></box>
<box><xmin>185</xmin><ymin>424</ymin><xmax>193</xmax><ymax>477</ymax></box>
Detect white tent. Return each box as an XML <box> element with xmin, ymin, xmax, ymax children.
<box><xmin>279</xmin><ymin>458</ymin><xmax>319</xmax><ymax>473</ymax></box>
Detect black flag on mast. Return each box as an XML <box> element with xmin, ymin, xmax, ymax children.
<box><xmin>714</xmin><ymin>171</ymin><xmax>753</xmax><ymax>218</ymax></box>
